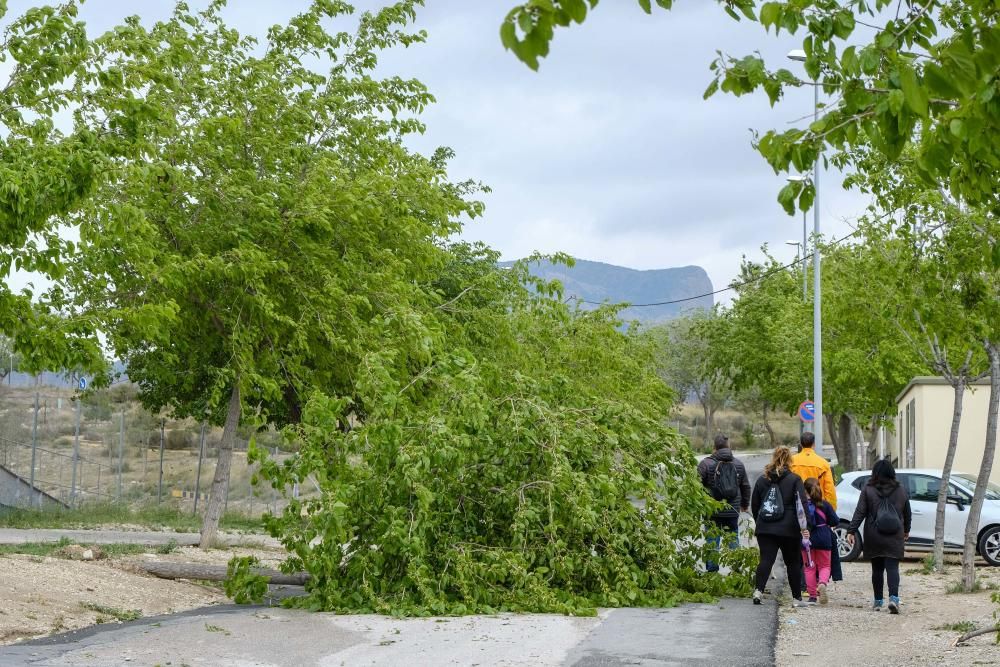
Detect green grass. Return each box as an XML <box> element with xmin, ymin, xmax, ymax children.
<box><xmin>0</xmin><ymin>502</ymin><xmax>264</xmax><ymax>533</ymax></box>
<box><xmin>933</xmin><ymin>620</ymin><xmax>977</xmax><ymax>633</ymax></box>
<box><xmin>947</xmin><ymin>579</ymin><xmax>986</xmax><ymax>594</ymax></box>
<box><xmin>0</xmin><ymin>538</ymin><xmax>178</xmax><ymax>558</ymax></box>
<box><xmin>0</xmin><ymin>537</ymin><xmax>72</xmax><ymax>557</ymax></box>
<box><xmin>80</xmin><ymin>602</ymin><xmax>142</xmax><ymax>622</ymax></box>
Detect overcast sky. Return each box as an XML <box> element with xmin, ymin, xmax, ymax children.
<box><xmin>6</xmin><ymin>0</ymin><xmax>872</xmax><ymax>305</ymax></box>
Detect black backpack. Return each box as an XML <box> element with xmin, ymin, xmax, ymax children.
<box><xmin>873</xmin><ymin>490</ymin><xmax>902</xmax><ymax>535</ymax></box>
<box><xmin>757</xmin><ymin>479</ymin><xmax>785</xmax><ymax>523</ymax></box>
<box><xmin>711</xmin><ymin>459</ymin><xmax>740</xmax><ymax>505</ymax></box>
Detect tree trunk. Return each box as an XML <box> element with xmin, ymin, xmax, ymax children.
<box><xmin>762</xmin><ymin>401</ymin><xmax>776</xmax><ymax>447</ymax></box>
<box><xmin>140</xmin><ymin>561</ymin><xmax>309</xmax><ymax>586</ymax></box>
<box><xmin>934</xmin><ymin>379</ymin><xmax>966</xmax><ymax>572</ymax></box>
<box><xmin>961</xmin><ymin>342</ymin><xmax>999</xmax><ymax>591</ymax></box>
<box><xmin>200</xmin><ymin>382</ymin><xmax>241</xmax><ymax>549</ymax></box>
<box><xmin>700</xmin><ymin>386</ymin><xmax>712</xmax><ymax>449</ymax></box>
<box><xmin>827</xmin><ymin>413</ymin><xmax>855</xmax><ymax>472</ymax></box>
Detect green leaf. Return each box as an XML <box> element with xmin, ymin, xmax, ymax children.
<box><xmin>702</xmin><ymin>78</ymin><xmax>719</xmax><ymax>100</ymax></box>
<box><xmin>500</xmin><ymin>20</ymin><xmax>518</xmax><ymax>50</ymax></box>
<box><xmin>922</xmin><ymin>62</ymin><xmax>959</xmax><ymax>99</ymax></box>
<box><xmin>897</xmin><ymin>63</ymin><xmax>928</xmax><ymax>118</ymax></box>
<box><xmin>759</xmin><ymin>3</ymin><xmax>780</xmax><ymax>30</ymax></box>
<box><xmin>637</xmin><ymin>0</ymin><xmax>652</xmax><ymax>14</ymax></box>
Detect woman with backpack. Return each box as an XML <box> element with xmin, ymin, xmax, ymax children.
<box><xmin>751</xmin><ymin>446</ymin><xmax>811</xmax><ymax>607</ymax></box>
<box><xmin>802</xmin><ymin>477</ymin><xmax>839</xmax><ymax>605</ymax></box>
<box><xmin>846</xmin><ymin>459</ymin><xmax>912</xmax><ymax>613</ymax></box>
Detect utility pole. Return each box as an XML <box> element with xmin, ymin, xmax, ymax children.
<box><xmin>118</xmin><ymin>411</ymin><xmax>125</xmax><ymax>501</ymax></box>
<box><xmin>29</xmin><ymin>391</ymin><xmax>39</xmax><ymax>505</ymax></box>
<box><xmin>71</xmin><ymin>398</ymin><xmax>81</xmax><ymax>507</ymax></box>
<box><xmin>157</xmin><ymin>419</ymin><xmax>165</xmax><ymax>504</ymax></box>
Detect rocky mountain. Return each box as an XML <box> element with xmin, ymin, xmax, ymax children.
<box><xmin>506</xmin><ymin>258</ymin><xmax>713</xmax><ymax>325</ymax></box>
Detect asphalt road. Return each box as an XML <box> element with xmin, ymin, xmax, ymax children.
<box><xmin>0</xmin><ymin>596</ymin><xmax>778</xmax><ymax>666</ymax></box>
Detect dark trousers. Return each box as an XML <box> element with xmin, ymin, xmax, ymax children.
<box><xmin>831</xmin><ymin>534</ymin><xmax>843</xmax><ymax>581</ymax></box>
<box><xmin>755</xmin><ymin>534</ymin><xmax>804</xmax><ymax>600</ymax></box>
<box><xmin>705</xmin><ymin>514</ymin><xmax>740</xmax><ymax>572</ymax></box>
<box><xmin>871</xmin><ymin>556</ymin><xmax>900</xmax><ymax>599</ymax></box>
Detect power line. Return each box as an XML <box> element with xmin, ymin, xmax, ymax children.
<box><xmin>573</xmin><ymin>229</ymin><xmax>861</xmax><ymax>308</ymax></box>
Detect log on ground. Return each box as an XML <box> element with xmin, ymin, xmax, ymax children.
<box><xmin>139</xmin><ymin>561</ymin><xmax>310</xmax><ymax>586</ymax></box>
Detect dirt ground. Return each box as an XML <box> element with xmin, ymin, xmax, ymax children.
<box><xmin>776</xmin><ymin>558</ymin><xmax>1000</xmax><ymax>667</ymax></box>
<box><xmin>0</xmin><ymin>544</ymin><xmax>285</xmax><ymax>645</ymax></box>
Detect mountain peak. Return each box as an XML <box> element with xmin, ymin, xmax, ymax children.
<box><xmin>505</xmin><ymin>257</ymin><xmax>714</xmax><ymax>324</ymax></box>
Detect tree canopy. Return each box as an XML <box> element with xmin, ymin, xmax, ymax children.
<box><xmin>61</xmin><ymin>0</ymin><xmax>482</xmax><ymax>545</ymax></box>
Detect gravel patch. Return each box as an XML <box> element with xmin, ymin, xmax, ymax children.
<box><xmin>776</xmin><ymin>559</ymin><xmax>1000</xmax><ymax>667</ymax></box>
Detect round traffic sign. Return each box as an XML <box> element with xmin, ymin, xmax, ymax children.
<box><xmin>78</xmin><ymin>377</ymin><xmax>88</xmax><ymax>391</ymax></box>
<box><xmin>798</xmin><ymin>400</ymin><xmax>815</xmax><ymax>422</ymax></box>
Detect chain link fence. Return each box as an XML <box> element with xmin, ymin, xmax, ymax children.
<box><xmin>0</xmin><ymin>381</ymin><xmax>299</xmax><ymax>516</ymax></box>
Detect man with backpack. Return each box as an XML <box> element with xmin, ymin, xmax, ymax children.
<box><xmin>698</xmin><ymin>433</ymin><xmax>751</xmax><ymax>572</ymax></box>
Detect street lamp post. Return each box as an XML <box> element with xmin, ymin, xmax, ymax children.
<box><xmin>788</xmin><ymin>48</ymin><xmax>823</xmax><ymax>452</ymax></box>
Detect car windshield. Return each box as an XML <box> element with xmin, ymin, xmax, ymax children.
<box><xmin>952</xmin><ymin>474</ymin><xmax>1000</xmax><ymax>500</ymax></box>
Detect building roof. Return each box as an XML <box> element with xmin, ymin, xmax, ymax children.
<box><xmin>895</xmin><ymin>376</ymin><xmax>992</xmax><ymax>405</ymax></box>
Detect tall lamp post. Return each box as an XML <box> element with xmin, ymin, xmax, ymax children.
<box><xmin>788</xmin><ymin>48</ymin><xmax>823</xmax><ymax>451</ymax></box>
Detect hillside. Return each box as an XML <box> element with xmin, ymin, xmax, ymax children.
<box><xmin>507</xmin><ymin>258</ymin><xmax>713</xmax><ymax>324</ymax></box>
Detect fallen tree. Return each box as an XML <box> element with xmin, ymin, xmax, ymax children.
<box><xmin>234</xmin><ymin>252</ymin><xmax>755</xmax><ymax>615</ymax></box>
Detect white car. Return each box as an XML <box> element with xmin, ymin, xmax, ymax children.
<box><xmin>833</xmin><ymin>468</ymin><xmax>1000</xmax><ymax>566</ymax></box>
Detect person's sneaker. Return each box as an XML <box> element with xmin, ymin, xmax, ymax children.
<box><xmin>888</xmin><ymin>595</ymin><xmax>900</xmax><ymax>614</ymax></box>
<box><xmin>807</xmin><ymin>597</ymin><xmax>818</xmax><ymax>605</ymax></box>
<box><xmin>792</xmin><ymin>598</ymin><xmax>810</xmax><ymax>608</ymax></box>
<box><xmin>753</xmin><ymin>590</ymin><xmax>763</xmax><ymax>605</ymax></box>
<box><xmin>818</xmin><ymin>583</ymin><xmax>828</xmax><ymax>605</ymax></box>
<box><xmin>872</xmin><ymin>598</ymin><xmax>884</xmax><ymax>611</ymax></box>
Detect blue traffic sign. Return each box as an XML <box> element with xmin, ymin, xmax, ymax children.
<box><xmin>78</xmin><ymin>377</ymin><xmax>87</xmax><ymax>391</ymax></box>
<box><xmin>799</xmin><ymin>400</ymin><xmax>815</xmax><ymax>422</ymax></box>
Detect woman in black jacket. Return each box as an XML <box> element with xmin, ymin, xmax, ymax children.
<box><xmin>751</xmin><ymin>447</ymin><xmax>810</xmax><ymax>606</ymax></box>
<box><xmin>847</xmin><ymin>459</ymin><xmax>912</xmax><ymax>613</ymax></box>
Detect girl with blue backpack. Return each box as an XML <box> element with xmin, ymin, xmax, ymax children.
<box><xmin>802</xmin><ymin>477</ymin><xmax>839</xmax><ymax>605</ymax></box>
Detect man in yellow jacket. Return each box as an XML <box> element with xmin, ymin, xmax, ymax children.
<box><xmin>791</xmin><ymin>431</ymin><xmax>837</xmax><ymax>509</ymax></box>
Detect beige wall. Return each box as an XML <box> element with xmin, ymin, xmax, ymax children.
<box><xmin>895</xmin><ymin>381</ymin><xmax>999</xmax><ymax>484</ymax></box>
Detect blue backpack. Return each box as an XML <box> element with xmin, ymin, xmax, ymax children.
<box><xmin>807</xmin><ymin>501</ymin><xmax>834</xmax><ymax>549</ymax></box>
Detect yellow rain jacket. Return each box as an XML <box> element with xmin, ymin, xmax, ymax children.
<box><xmin>791</xmin><ymin>447</ymin><xmax>838</xmax><ymax>510</ymax></box>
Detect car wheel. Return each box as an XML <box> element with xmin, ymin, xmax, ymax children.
<box><xmin>978</xmin><ymin>525</ymin><xmax>1000</xmax><ymax>566</ymax></box>
<box><xmin>835</xmin><ymin>523</ymin><xmax>861</xmax><ymax>562</ymax></box>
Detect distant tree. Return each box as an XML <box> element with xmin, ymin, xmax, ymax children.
<box><xmin>652</xmin><ymin>310</ymin><xmax>731</xmax><ymax>448</ymax></box>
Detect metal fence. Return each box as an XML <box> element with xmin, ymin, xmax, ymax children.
<box><xmin>0</xmin><ymin>383</ymin><xmax>296</xmax><ymax>516</ymax></box>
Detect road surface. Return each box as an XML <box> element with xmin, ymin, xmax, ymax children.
<box><xmin>0</xmin><ymin>596</ymin><xmax>778</xmax><ymax>666</ymax></box>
